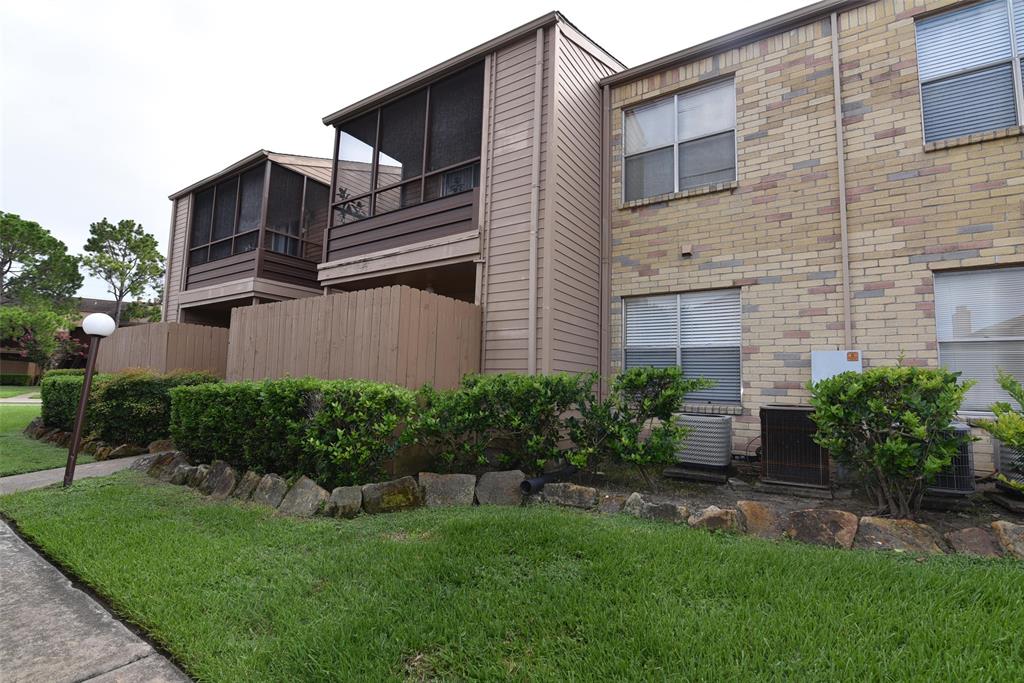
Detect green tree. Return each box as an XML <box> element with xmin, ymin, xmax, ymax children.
<box><xmin>0</xmin><ymin>211</ymin><xmax>82</xmax><ymax>305</ymax></box>
<box><xmin>81</xmin><ymin>218</ymin><xmax>165</xmax><ymax>325</ymax></box>
<box><xmin>0</xmin><ymin>305</ymin><xmax>69</xmax><ymax>368</ymax></box>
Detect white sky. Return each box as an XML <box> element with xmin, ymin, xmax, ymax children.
<box><xmin>1</xmin><ymin>0</ymin><xmax>810</xmax><ymax>300</ymax></box>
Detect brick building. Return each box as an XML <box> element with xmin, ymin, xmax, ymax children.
<box><xmin>601</xmin><ymin>0</ymin><xmax>1024</xmax><ymax>473</ymax></box>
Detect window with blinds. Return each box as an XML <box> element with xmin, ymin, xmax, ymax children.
<box><xmin>624</xmin><ymin>289</ymin><xmax>742</xmax><ymax>403</ymax></box>
<box><xmin>934</xmin><ymin>267</ymin><xmax>1024</xmax><ymax>411</ymax></box>
<box><xmin>915</xmin><ymin>0</ymin><xmax>1024</xmax><ymax>143</ymax></box>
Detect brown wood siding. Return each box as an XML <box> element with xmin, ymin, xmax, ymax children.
<box><xmin>225</xmin><ymin>286</ymin><xmax>481</xmax><ymax>389</ymax></box>
<box><xmin>185</xmin><ymin>250</ymin><xmax>258</xmax><ymax>289</ymax></box>
<box><xmin>324</xmin><ymin>190</ymin><xmax>479</xmax><ymax>262</ymax></box>
<box><xmin>258</xmin><ymin>250</ymin><xmax>319</xmax><ymax>289</ymax></box>
<box><xmin>164</xmin><ymin>196</ymin><xmax>190</xmax><ymax>322</ymax></box>
<box><xmin>549</xmin><ymin>32</ymin><xmax>616</xmax><ymax>373</ymax></box>
<box><xmin>95</xmin><ymin>322</ymin><xmax>229</xmax><ymax>377</ymax></box>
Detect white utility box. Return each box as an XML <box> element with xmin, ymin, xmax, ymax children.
<box><xmin>811</xmin><ymin>350</ymin><xmax>863</xmax><ymax>384</ymax></box>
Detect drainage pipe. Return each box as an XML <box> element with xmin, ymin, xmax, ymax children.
<box><xmin>830</xmin><ymin>11</ymin><xmax>853</xmax><ymax>349</ymax></box>
<box><xmin>527</xmin><ymin>27</ymin><xmax>544</xmax><ymax>374</ymax></box>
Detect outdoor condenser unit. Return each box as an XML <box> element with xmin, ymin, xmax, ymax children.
<box><xmin>928</xmin><ymin>422</ymin><xmax>975</xmax><ymax>495</ymax></box>
<box><xmin>995</xmin><ymin>439</ymin><xmax>1024</xmax><ymax>491</ymax></box>
<box><xmin>675</xmin><ymin>414</ymin><xmax>733</xmax><ymax>468</ymax></box>
<box><xmin>760</xmin><ymin>405</ymin><xmax>830</xmax><ymax>488</ymax></box>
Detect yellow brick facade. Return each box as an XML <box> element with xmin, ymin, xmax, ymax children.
<box><xmin>608</xmin><ymin>0</ymin><xmax>1024</xmax><ymax>473</ymax></box>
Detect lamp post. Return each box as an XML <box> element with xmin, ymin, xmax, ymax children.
<box><xmin>63</xmin><ymin>312</ymin><xmax>116</xmax><ymax>488</ymax></box>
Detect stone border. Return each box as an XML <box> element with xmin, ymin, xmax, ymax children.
<box><xmin>22</xmin><ymin>418</ymin><xmax>157</xmax><ymax>461</ymax></box>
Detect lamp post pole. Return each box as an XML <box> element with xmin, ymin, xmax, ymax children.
<box><xmin>63</xmin><ymin>313</ymin><xmax>115</xmax><ymax>487</ymax></box>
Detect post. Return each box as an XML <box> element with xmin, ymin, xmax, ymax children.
<box><xmin>62</xmin><ymin>337</ymin><xmax>100</xmax><ymax>487</ymax></box>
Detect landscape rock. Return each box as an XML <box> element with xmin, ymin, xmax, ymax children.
<box><xmin>231</xmin><ymin>471</ymin><xmax>262</xmax><ymax>501</ymax></box>
<box><xmin>786</xmin><ymin>509</ymin><xmax>859</xmax><ymax>549</ymax></box>
<box><xmin>688</xmin><ymin>505</ymin><xmax>740</xmax><ymax>532</ymax></box>
<box><xmin>145</xmin><ymin>451</ymin><xmax>188</xmax><ymax>480</ymax></box>
<box><xmin>277</xmin><ymin>476</ymin><xmax>329</xmax><ymax>517</ymax></box>
<box><xmin>187</xmin><ymin>464</ymin><xmax>211</xmax><ymax>489</ymax></box>
<box><xmin>597</xmin><ymin>493</ymin><xmax>627</xmax><ymax>514</ymax></box>
<box><xmin>169</xmin><ymin>464</ymin><xmax>195</xmax><ymax>486</ymax></box>
<box><xmin>147</xmin><ymin>439</ymin><xmax>175</xmax><ymax>454</ymax></box>
<box><xmin>22</xmin><ymin>417</ymin><xmax>43</xmax><ymax>436</ymax></box>
<box><xmin>622</xmin><ymin>492</ymin><xmax>688</xmax><ymax>523</ymax></box>
<box><xmin>108</xmin><ymin>444</ymin><xmax>146</xmax><ymax>460</ymax></box>
<box><xmin>81</xmin><ymin>439</ymin><xmax>101</xmax><ymax>455</ymax></box>
<box><xmin>944</xmin><ymin>527</ymin><xmax>1003</xmax><ymax>558</ymax></box>
<box><xmin>198</xmin><ymin>460</ymin><xmax>238</xmax><ymax>499</ymax></box>
<box><xmin>418</xmin><ymin>472</ymin><xmax>476</xmax><ymax>507</ymax></box>
<box><xmin>541</xmin><ymin>482</ymin><xmax>598</xmax><ymax>509</ymax></box>
<box><xmin>251</xmin><ymin>474</ymin><xmax>289</xmax><ymax>508</ymax></box>
<box><xmin>991</xmin><ymin>520</ymin><xmax>1024</xmax><ymax>559</ymax></box>
<box><xmin>94</xmin><ymin>447</ymin><xmax>113</xmax><ymax>461</ymax></box>
<box><xmin>854</xmin><ymin>516</ymin><xmax>946</xmax><ymax>555</ymax></box>
<box><xmin>323</xmin><ymin>486</ymin><xmax>362</xmax><ymax>518</ymax></box>
<box><xmin>736</xmin><ymin>500</ymin><xmax>786</xmax><ymax>539</ymax></box>
<box><xmin>361</xmin><ymin>476</ymin><xmax>424</xmax><ymax>514</ymax></box>
<box><xmin>474</xmin><ymin>470</ymin><xmax>525</xmax><ymax>506</ymax></box>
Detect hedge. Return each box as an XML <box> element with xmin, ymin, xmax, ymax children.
<box><xmin>0</xmin><ymin>373</ymin><xmax>34</xmax><ymax>386</ymax></box>
<box><xmin>40</xmin><ymin>374</ymin><xmax>112</xmax><ymax>432</ymax></box>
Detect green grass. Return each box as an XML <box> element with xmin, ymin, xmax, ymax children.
<box><xmin>0</xmin><ymin>405</ymin><xmax>92</xmax><ymax>477</ymax></box>
<box><xmin>1</xmin><ymin>474</ymin><xmax>1021</xmax><ymax>682</ymax></box>
<box><xmin>0</xmin><ymin>385</ymin><xmax>36</xmax><ymax>398</ymax></box>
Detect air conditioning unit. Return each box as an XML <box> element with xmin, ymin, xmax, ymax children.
<box><xmin>928</xmin><ymin>422</ymin><xmax>975</xmax><ymax>495</ymax></box>
<box><xmin>995</xmin><ymin>439</ymin><xmax>1024</xmax><ymax>491</ymax></box>
<box><xmin>760</xmin><ymin>405</ymin><xmax>829</xmax><ymax>488</ymax></box>
<box><xmin>675</xmin><ymin>414</ymin><xmax>732</xmax><ymax>468</ymax></box>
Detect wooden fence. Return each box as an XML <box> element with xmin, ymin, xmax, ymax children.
<box><xmin>226</xmin><ymin>286</ymin><xmax>481</xmax><ymax>389</ymax></box>
<box><xmin>95</xmin><ymin>322</ymin><xmax>230</xmax><ymax>377</ymax></box>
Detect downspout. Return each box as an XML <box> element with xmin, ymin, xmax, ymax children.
<box><xmin>830</xmin><ymin>11</ymin><xmax>853</xmax><ymax>348</ymax></box>
<box><xmin>600</xmin><ymin>84</ymin><xmax>612</xmax><ymax>398</ymax></box>
<box><xmin>527</xmin><ymin>27</ymin><xmax>544</xmax><ymax>374</ymax></box>
<box><xmin>478</xmin><ymin>54</ymin><xmax>496</xmax><ymax>371</ymax></box>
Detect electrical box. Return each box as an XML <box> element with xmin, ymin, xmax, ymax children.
<box><xmin>811</xmin><ymin>350</ymin><xmax>862</xmax><ymax>384</ymax></box>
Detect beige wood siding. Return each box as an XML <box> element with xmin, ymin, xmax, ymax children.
<box><xmin>163</xmin><ymin>196</ymin><xmax>190</xmax><ymax>322</ymax></box>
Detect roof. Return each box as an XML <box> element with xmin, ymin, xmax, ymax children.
<box><xmin>322</xmin><ymin>11</ymin><xmax>624</xmax><ymax>126</ymax></box>
<box><xmin>169</xmin><ymin>150</ymin><xmax>335</xmax><ymax>200</ymax></box>
<box><xmin>600</xmin><ymin>0</ymin><xmax>868</xmax><ymax>87</ymax></box>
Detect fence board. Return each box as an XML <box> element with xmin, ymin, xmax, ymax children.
<box><xmin>225</xmin><ymin>286</ymin><xmax>480</xmax><ymax>389</ymax></box>
<box><xmin>96</xmin><ymin>322</ymin><xmax>228</xmax><ymax>377</ymax></box>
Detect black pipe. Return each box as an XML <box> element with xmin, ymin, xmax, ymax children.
<box><xmin>520</xmin><ymin>466</ymin><xmax>578</xmax><ymax>495</ymax></box>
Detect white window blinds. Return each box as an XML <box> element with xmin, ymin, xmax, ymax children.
<box><xmin>934</xmin><ymin>267</ymin><xmax>1024</xmax><ymax>411</ymax></box>
<box><xmin>624</xmin><ymin>289</ymin><xmax>741</xmax><ymax>403</ymax></box>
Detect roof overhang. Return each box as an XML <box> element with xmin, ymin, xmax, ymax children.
<box><xmin>600</xmin><ymin>0</ymin><xmax>869</xmax><ymax>88</ymax></box>
<box><xmin>168</xmin><ymin>150</ymin><xmax>334</xmax><ymax>200</ymax></box>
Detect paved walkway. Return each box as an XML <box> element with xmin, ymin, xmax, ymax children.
<box><xmin>0</xmin><ymin>521</ymin><xmax>190</xmax><ymax>682</ymax></box>
<box><xmin>0</xmin><ymin>395</ymin><xmax>42</xmax><ymax>405</ymax></box>
<box><xmin>0</xmin><ymin>456</ymin><xmax>147</xmax><ymax>495</ymax></box>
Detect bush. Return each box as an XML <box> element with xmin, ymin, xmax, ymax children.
<box><xmin>42</xmin><ymin>368</ymin><xmax>85</xmax><ymax>378</ymax></box>
<box><xmin>809</xmin><ymin>365</ymin><xmax>972</xmax><ymax>518</ymax></box>
<box><xmin>978</xmin><ymin>371</ymin><xmax>1024</xmax><ymax>494</ymax></box>
<box><xmin>567</xmin><ymin>367</ymin><xmax>714</xmax><ymax>476</ymax></box>
<box><xmin>404</xmin><ymin>373</ymin><xmax>591</xmax><ymax>473</ymax></box>
<box><xmin>40</xmin><ymin>374</ymin><xmax>111</xmax><ymax>431</ymax></box>
<box><xmin>0</xmin><ymin>374</ymin><xmax>33</xmax><ymax>386</ymax></box>
<box><xmin>169</xmin><ymin>382</ymin><xmax>262</xmax><ymax>466</ymax></box>
<box><xmin>89</xmin><ymin>370</ymin><xmax>219</xmax><ymax>446</ymax></box>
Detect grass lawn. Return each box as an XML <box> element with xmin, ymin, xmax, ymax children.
<box><xmin>1</xmin><ymin>473</ymin><xmax>1021</xmax><ymax>682</ymax></box>
<box><xmin>0</xmin><ymin>385</ymin><xmax>36</xmax><ymax>398</ymax></box>
<box><xmin>0</xmin><ymin>404</ymin><xmax>91</xmax><ymax>477</ymax></box>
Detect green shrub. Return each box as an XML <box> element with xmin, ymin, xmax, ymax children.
<box><xmin>90</xmin><ymin>370</ymin><xmax>219</xmax><ymax>446</ymax></box>
<box><xmin>42</xmin><ymin>368</ymin><xmax>85</xmax><ymax>378</ymax></box>
<box><xmin>977</xmin><ymin>371</ymin><xmax>1024</xmax><ymax>494</ymax></box>
<box><xmin>40</xmin><ymin>374</ymin><xmax>112</xmax><ymax>431</ymax></box>
<box><xmin>0</xmin><ymin>373</ymin><xmax>33</xmax><ymax>386</ymax></box>
<box><xmin>567</xmin><ymin>367</ymin><xmax>714</xmax><ymax>476</ymax></box>
<box><xmin>809</xmin><ymin>365</ymin><xmax>972</xmax><ymax>518</ymax></box>
<box><xmin>169</xmin><ymin>382</ymin><xmax>262</xmax><ymax>466</ymax></box>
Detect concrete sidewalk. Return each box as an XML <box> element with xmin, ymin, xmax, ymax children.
<box><xmin>0</xmin><ymin>521</ymin><xmax>190</xmax><ymax>682</ymax></box>
<box><xmin>0</xmin><ymin>456</ymin><xmax>147</xmax><ymax>496</ymax></box>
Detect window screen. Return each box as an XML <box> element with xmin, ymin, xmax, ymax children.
<box><xmin>428</xmin><ymin>62</ymin><xmax>484</xmax><ymax>171</ymax></box>
<box><xmin>211</xmin><ymin>178</ymin><xmax>237</xmax><ymax>241</ymax></box>
<box><xmin>377</xmin><ymin>90</ymin><xmax>426</xmax><ymax>186</ymax></box>
<box><xmin>190</xmin><ymin>188</ymin><xmax>214</xmax><ymax>246</ymax></box>
<box><xmin>266</xmin><ymin>165</ymin><xmax>304</xmax><ymax>236</ymax></box>
<box><xmin>237</xmin><ymin>167</ymin><xmax>264</xmax><ymax>233</ymax></box>
<box><xmin>934</xmin><ymin>267</ymin><xmax>1024</xmax><ymax>411</ymax></box>
<box><xmin>915</xmin><ymin>0</ymin><xmax>1023</xmax><ymax>142</ymax></box>
<box><xmin>624</xmin><ymin>288</ymin><xmax>742</xmax><ymax>403</ymax></box>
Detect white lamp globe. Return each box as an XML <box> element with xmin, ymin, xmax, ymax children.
<box><xmin>82</xmin><ymin>312</ymin><xmax>116</xmax><ymax>337</ymax></box>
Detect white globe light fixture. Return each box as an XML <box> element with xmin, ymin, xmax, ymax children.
<box><xmin>63</xmin><ymin>312</ymin><xmax>118</xmax><ymax>487</ymax></box>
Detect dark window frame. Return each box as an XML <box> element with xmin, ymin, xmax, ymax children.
<box><xmin>187</xmin><ymin>164</ymin><xmax>263</xmax><ymax>267</ymax></box>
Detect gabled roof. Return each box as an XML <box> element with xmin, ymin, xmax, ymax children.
<box><xmin>168</xmin><ymin>150</ymin><xmax>334</xmax><ymax>200</ymax></box>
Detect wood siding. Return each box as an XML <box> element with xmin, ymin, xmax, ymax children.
<box><xmin>226</xmin><ymin>286</ymin><xmax>481</xmax><ymax>389</ymax></box>
<box><xmin>259</xmin><ymin>250</ymin><xmax>318</xmax><ymax>288</ymax></box>
<box><xmin>185</xmin><ymin>250</ymin><xmax>258</xmax><ymax>289</ymax></box>
<box><xmin>163</xmin><ymin>196</ymin><xmax>190</xmax><ymax>322</ymax></box>
<box><xmin>95</xmin><ymin>322</ymin><xmax>229</xmax><ymax>377</ymax></box>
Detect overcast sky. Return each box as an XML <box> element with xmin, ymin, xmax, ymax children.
<box><xmin>1</xmin><ymin>0</ymin><xmax>809</xmax><ymax>300</ymax></box>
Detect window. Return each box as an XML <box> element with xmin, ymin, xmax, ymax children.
<box><xmin>188</xmin><ymin>167</ymin><xmax>265</xmax><ymax>266</ymax></box>
<box><xmin>915</xmin><ymin>0</ymin><xmax>1024</xmax><ymax>143</ymax></box>
<box><xmin>623</xmin><ymin>78</ymin><xmax>736</xmax><ymax>202</ymax></box>
<box><xmin>934</xmin><ymin>267</ymin><xmax>1024</xmax><ymax>411</ymax></box>
<box><xmin>624</xmin><ymin>289</ymin><xmax>742</xmax><ymax>403</ymax></box>
<box><xmin>332</xmin><ymin>62</ymin><xmax>484</xmax><ymax>227</ymax></box>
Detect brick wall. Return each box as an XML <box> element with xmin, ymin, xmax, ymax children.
<box><xmin>608</xmin><ymin>0</ymin><xmax>1024</xmax><ymax>473</ymax></box>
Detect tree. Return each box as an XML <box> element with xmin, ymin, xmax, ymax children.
<box><xmin>81</xmin><ymin>218</ymin><xmax>165</xmax><ymax>325</ymax></box>
<box><xmin>0</xmin><ymin>305</ymin><xmax>69</xmax><ymax>368</ymax></box>
<box><xmin>0</xmin><ymin>212</ymin><xmax>82</xmax><ymax>305</ymax></box>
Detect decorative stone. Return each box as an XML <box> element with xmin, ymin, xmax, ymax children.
<box><xmin>597</xmin><ymin>493</ymin><xmax>627</xmax><ymax>514</ymax></box>
<box><xmin>147</xmin><ymin>439</ymin><xmax>175</xmax><ymax>454</ymax></box>
<box><xmin>323</xmin><ymin>486</ymin><xmax>362</xmax><ymax>518</ymax></box>
<box><xmin>854</xmin><ymin>516</ymin><xmax>946</xmax><ymax>555</ymax></box>
<box><xmin>108</xmin><ymin>444</ymin><xmax>146</xmax><ymax>459</ymax></box>
<box><xmin>991</xmin><ymin>520</ymin><xmax>1024</xmax><ymax>559</ymax></box>
<box><xmin>187</xmin><ymin>464</ymin><xmax>210</xmax><ymax>489</ymax></box>
<box><xmin>361</xmin><ymin>476</ymin><xmax>424</xmax><ymax>514</ymax></box>
<box><xmin>251</xmin><ymin>474</ymin><xmax>289</xmax><ymax>508</ymax></box>
<box><xmin>622</xmin><ymin>492</ymin><xmax>687</xmax><ymax>523</ymax></box>
<box><xmin>541</xmin><ymin>482</ymin><xmax>598</xmax><ymax>509</ymax></box>
<box><xmin>418</xmin><ymin>472</ymin><xmax>476</xmax><ymax>507</ymax></box>
<box><xmin>277</xmin><ymin>476</ymin><xmax>329</xmax><ymax>517</ymax></box>
<box><xmin>688</xmin><ymin>505</ymin><xmax>740</xmax><ymax>532</ymax></box>
<box><xmin>786</xmin><ymin>509</ymin><xmax>859</xmax><ymax>549</ymax></box>
<box><xmin>22</xmin><ymin>417</ymin><xmax>43</xmax><ymax>436</ymax></box>
<box><xmin>145</xmin><ymin>451</ymin><xmax>188</xmax><ymax>480</ymax></box>
<box><xmin>81</xmin><ymin>439</ymin><xmax>100</xmax><ymax>455</ymax></box>
<box><xmin>198</xmin><ymin>460</ymin><xmax>238</xmax><ymax>499</ymax></box>
<box><xmin>94</xmin><ymin>447</ymin><xmax>113</xmax><ymax>461</ymax></box>
<box><xmin>736</xmin><ymin>500</ymin><xmax>786</xmax><ymax>539</ymax></box>
<box><xmin>169</xmin><ymin>464</ymin><xmax>195</xmax><ymax>486</ymax></box>
<box><xmin>231</xmin><ymin>471</ymin><xmax>261</xmax><ymax>501</ymax></box>
<box><xmin>474</xmin><ymin>470</ymin><xmax>525</xmax><ymax>506</ymax></box>
<box><xmin>944</xmin><ymin>527</ymin><xmax>1003</xmax><ymax>558</ymax></box>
